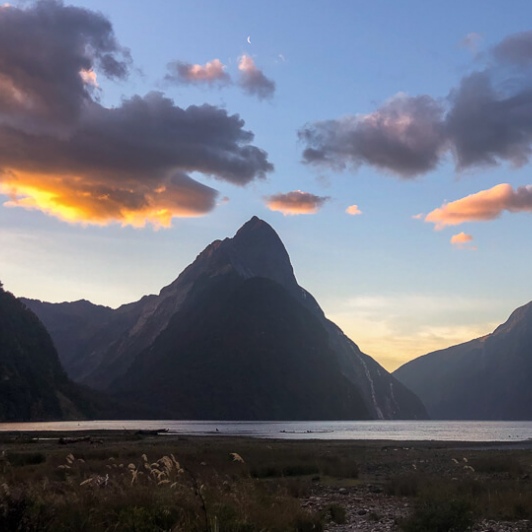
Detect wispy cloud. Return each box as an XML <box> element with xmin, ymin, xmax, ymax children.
<box><xmin>460</xmin><ymin>32</ymin><xmax>483</xmax><ymax>53</ymax></box>
<box><xmin>327</xmin><ymin>293</ymin><xmax>501</xmax><ymax>371</ymax></box>
<box><xmin>425</xmin><ymin>183</ymin><xmax>532</xmax><ymax>229</ymax></box>
<box><xmin>0</xmin><ymin>1</ymin><xmax>272</xmax><ymax>228</ymax></box>
<box><xmin>265</xmin><ymin>190</ymin><xmax>329</xmax><ymax>215</ymax></box>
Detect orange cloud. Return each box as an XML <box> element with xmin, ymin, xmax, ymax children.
<box><xmin>79</xmin><ymin>69</ymin><xmax>98</xmax><ymax>87</ymax></box>
<box><xmin>265</xmin><ymin>190</ymin><xmax>329</xmax><ymax>215</ymax></box>
<box><xmin>450</xmin><ymin>232</ymin><xmax>475</xmax><ymax>249</ymax></box>
<box><xmin>346</xmin><ymin>204</ymin><xmax>362</xmax><ymax>215</ymax></box>
<box><xmin>1</xmin><ymin>169</ymin><xmax>217</xmax><ymax>229</ymax></box>
<box><xmin>425</xmin><ymin>183</ymin><xmax>532</xmax><ymax>229</ymax></box>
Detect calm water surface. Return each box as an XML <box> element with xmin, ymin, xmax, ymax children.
<box><xmin>1</xmin><ymin>420</ymin><xmax>532</xmax><ymax>442</ymax></box>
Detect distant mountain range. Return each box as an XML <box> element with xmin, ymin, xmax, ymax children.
<box><xmin>394</xmin><ymin>301</ymin><xmax>532</xmax><ymax>420</ymax></box>
<box><xmin>23</xmin><ymin>216</ymin><xmax>427</xmax><ymax>420</ymax></box>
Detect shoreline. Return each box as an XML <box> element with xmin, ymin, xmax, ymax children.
<box><xmin>2</xmin><ymin>428</ymin><xmax>532</xmax><ymax>449</ymax></box>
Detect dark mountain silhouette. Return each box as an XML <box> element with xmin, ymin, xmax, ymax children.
<box><xmin>394</xmin><ymin>301</ymin><xmax>532</xmax><ymax>420</ymax></box>
<box><xmin>0</xmin><ymin>283</ymin><xmax>101</xmax><ymax>421</ymax></box>
<box><xmin>24</xmin><ymin>217</ymin><xmax>427</xmax><ymax>420</ymax></box>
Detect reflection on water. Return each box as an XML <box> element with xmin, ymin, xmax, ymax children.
<box><xmin>0</xmin><ymin>420</ymin><xmax>532</xmax><ymax>442</ymax></box>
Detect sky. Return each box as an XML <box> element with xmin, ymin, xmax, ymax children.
<box><xmin>1</xmin><ymin>0</ymin><xmax>532</xmax><ymax>371</ymax></box>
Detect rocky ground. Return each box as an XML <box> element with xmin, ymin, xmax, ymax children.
<box><xmin>304</xmin><ymin>484</ymin><xmax>531</xmax><ymax>531</ymax></box>
<box><xmin>301</xmin><ymin>442</ymin><xmax>532</xmax><ymax>531</ymax></box>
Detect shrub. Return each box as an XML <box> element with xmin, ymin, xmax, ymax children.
<box><xmin>401</xmin><ymin>498</ymin><xmax>473</xmax><ymax>532</ymax></box>
<box><xmin>6</xmin><ymin>452</ymin><xmax>46</xmax><ymax>467</ymax></box>
<box><xmin>324</xmin><ymin>503</ymin><xmax>347</xmax><ymax>524</ymax></box>
<box><xmin>0</xmin><ymin>491</ymin><xmax>54</xmax><ymax>532</ymax></box>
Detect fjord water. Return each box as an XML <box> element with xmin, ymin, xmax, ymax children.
<box><xmin>1</xmin><ymin>420</ymin><xmax>532</xmax><ymax>442</ymax></box>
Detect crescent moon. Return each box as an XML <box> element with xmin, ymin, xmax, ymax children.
<box><xmin>247</xmin><ymin>35</ymin><xmax>251</xmax><ymax>44</ymax></box>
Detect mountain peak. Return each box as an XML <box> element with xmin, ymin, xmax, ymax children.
<box><xmin>493</xmin><ymin>300</ymin><xmax>532</xmax><ymax>336</ymax></box>
<box><xmin>235</xmin><ymin>215</ymin><xmax>271</xmax><ymax>233</ymax></box>
<box><xmin>224</xmin><ymin>216</ymin><xmax>297</xmax><ymax>292</ymax></box>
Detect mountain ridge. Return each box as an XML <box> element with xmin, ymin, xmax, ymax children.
<box><xmin>394</xmin><ymin>300</ymin><xmax>532</xmax><ymax>420</ymax></box>
<box><xmin>23</xmin><ymin>216</ymin><xmax>427</xmax><ymax>420</ymax></box>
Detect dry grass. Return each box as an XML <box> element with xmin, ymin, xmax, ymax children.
<box><xmin>0</xmin><ymin>433</ymin><xmax>330</xmax><ymax>531</ymax></box>
<box><xmin>1</xmin><ymin>433</ymin><xmax>531</xmax><ymax>531</ymax></box>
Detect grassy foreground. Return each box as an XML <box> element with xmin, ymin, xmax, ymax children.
<box><xmin>0</xmin><ymin>431</ymin><xmax>531</xmax><ymax>531</ymax></box>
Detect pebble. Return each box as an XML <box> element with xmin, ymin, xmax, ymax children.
<box><xmin>302</xmin><ymin>485</ymin><xmax>530</xmax><ymax>532</ymax></box>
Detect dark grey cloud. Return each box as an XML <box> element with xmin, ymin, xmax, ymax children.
<box><xmin>0</xmin><ymin>1</ymin><xmax>272</xmax><ymax>226</ymax></box>
<box><xmin>238</xmin><ymin>55</ymin><xmax>276</xmax><ymax>100</ymax></box>
<box><xmin>493</xmin><ymin>31</ymin><xmax>532</xmax><ymax>66</ymax></box>
<box><xmin>0</xmin><ymin>92</ymin><xmax>272</xmax><ymax>184</ymax></box>
<box><xmin>446</xmin><ymin>71</ymin><xmax>532</xmax><ymax>169</ymax></box>
<box><xmin>300</xmin><ymin>29</ymin><xmax>532</xmax><ymax>179</ymax></box>
<box><xmin>0</xmin><ymin>0</ymin><xmax>131</xmax><ymax>130</ymax></box>
<box><xmin>299</xmin><ymin>95</ymin><xmax>446</xmax><ymax>178</ymax></box>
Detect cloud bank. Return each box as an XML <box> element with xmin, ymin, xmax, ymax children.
<box><xmin>300</xmin><ymin>30</ymin><xmax>532</xmax><ymax>179</ymax></box>
<box><xmin>425</xmin><ymin>183</ymin><xmax>532</xmax><ymax>228</ymax></box>
<box><xmin>265</xmin><ymin>190</ymin><xmax>329</xmax><ymax>215</ymax></box>
<box><xmin>0</xmin><ymin>1</ymin><xmax>272</xmax><ymax>227</ymax></box>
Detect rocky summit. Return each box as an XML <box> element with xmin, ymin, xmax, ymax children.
<box><xmin>24</xmin><ymin>217</ymin><xmax>427</xmax><ymax>420</ymax></box>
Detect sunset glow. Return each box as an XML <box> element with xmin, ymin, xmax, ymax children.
<box><xmin>1</xmin><ymin>0</ymin><xmax>532</xmax><ymax>372</ymax></box>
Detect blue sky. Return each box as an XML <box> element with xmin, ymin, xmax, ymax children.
<box><xmin>1</xmin><ymin>0</ymin><xmax>532</xmax><ymax>370</ymax></box>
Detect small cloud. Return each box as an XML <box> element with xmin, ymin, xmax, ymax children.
<box><xmin>217</xmin><ymin>196</ymin><xmax>230</xmax><ymax>205</ymax></box>
<box><xmin>346</xmin><ymin>204</ymin><xmax>362</xmax><ymax>216</ymax></box>
<box><xmin>166</xmin><ymin>59</ymin><xmax>230</xmax><ymax>86</ymax></box>
<box><xmin>450</xmin><ymin>232</ymin><xmax>475</xmax><ymax>249</ymax></box>
<box><xmin>450</xmin><ymin>232</ymin><xmax>473</xmax><ymax>244</ymax></box>
<box><xmin>79</xmin><ymin>69</ymin><xmax>98</xmax><ymax>88</ymax></box>
<box><xmin>412</xmin><ymin>213</ymin><xmax>424</xmax><ymax>220</ymax></box>
<box><xmin>265</xmin><ymin>190</ymin><xmax>329</xmax><ymax>215</ymax></box>
<box><xmin>425</xmin><ymin>183</ymin><xmax>532</xmax><ymax>229</ymax></box>
<box><xmin>460</xmin><ymin>32</ymin><xmax>482</xmax><ymax>53</ymax></box>
<box><xmin>238</xmin><ymin>55</ymin><xmax>275</xmax><ymax>100</ymax></box>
